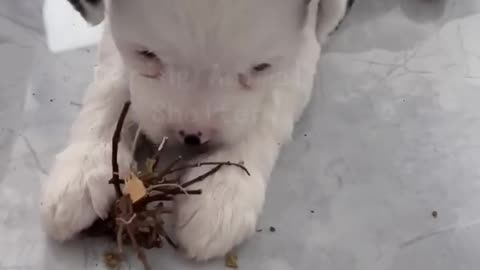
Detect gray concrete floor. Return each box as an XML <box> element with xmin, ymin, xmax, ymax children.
<box><xmin>2</xmin><ymin>0</ymin><xmax>480</xmax><ymax>269</ymax></box>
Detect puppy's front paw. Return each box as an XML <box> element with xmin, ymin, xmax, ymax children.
<box><xmin>40</xmin><ymin>142</ymin><xmax>130</xmax><ymax>241</ymax></box>
<box><xmin>175</xmin><ymin>157</ymin><xmax>265</xmax><ymax>261</ymax></box>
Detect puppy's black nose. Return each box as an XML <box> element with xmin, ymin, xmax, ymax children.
<box><xmin>184</xmin><ymin>134</ymin><xmax>201</xmax><ymax>146</ymax></box>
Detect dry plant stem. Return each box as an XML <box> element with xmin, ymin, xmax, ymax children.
<box><xmin>137</xmin><ymin>164</ymin><xmax>223</xmax><ymax>207</ymax></box>
<box><xmin>139</xmin><ymin>165</ymin><xmax>223</xmax><ymax>206</ymax></box>
<box><xmin>181</xmin><ymin>164</ymin><xmax>224</xmax><ymax>188</ymax></box>
<box><xmin>150</xmin><ymin>189</ymin><xmax>202</xmax><ymax>195</ymax></box>
<box><xmin>162</xmin><ymin>230</ymin><xmax>179</xmax><ymax>249</ymax></box>
<box><xmin>117</xmin><ymin>225</ymin><xmax>125</xmax><ymax>253</ymax></box>
<box><xmin>126</xmin><ymin>225</ymin><xmax>151</xmax><ymax>270</ymax></box>
<box><xmin>167</xmin><ymin>161</ymin><xmax>250</xmax><ymax>176</ymax></box>
<box><xmin>151</xmin><ymin>137</ymin><xmax>168</xmax><ymax>170</ymax></box>
<box><xmin>156</xmin><ymin>156</ymin><xmax>183</xmax><ymax>179</ymax></box>
<box><xmin>115</xmin><ymin>196</ymin><xmax>151</xmax><ymax>270</ymax></box>
<box><xmin>147</xmin><ymin>183</ymin><xmax>189</xmax><ymax>194</ymax></box>
<box><xmin>140</xmin><ymin>192</ymin><xmax>201</xmax><ymax>208</ymax></box>
<box><xmin>109</xmin><ymin>101</ymin><xmax>131</xmax><ymax>197</ymax></box>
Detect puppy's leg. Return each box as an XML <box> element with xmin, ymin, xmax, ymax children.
<box><xmin>40</xmin><ymin>33</ymin><xmax>132</xmax><ymax>241</ymax></box>
<box><xmin>175</xmin><ymin>132</ymin><xmax>280</xmax><ymax>260</ymax></box>
<box><xmin>40</xmin><ymin>77</ymin><xmax>132</xmax><ymax>241</ymax></box>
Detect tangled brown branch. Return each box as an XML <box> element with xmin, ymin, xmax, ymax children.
<box><xmin>85</xmin><ymin>101</ymin><xmax>249</xmax><ymax>270</ymax></box>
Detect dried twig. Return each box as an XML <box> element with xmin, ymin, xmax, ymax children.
<box><xmin>109</xmin><ymin>101</ymin><xmax>131</xmax><ymax>197</ymax></box>
<box><xmin>167</xmin><ymin>161</ymin><xmax>250</xmax><ymax>176</ymax></box>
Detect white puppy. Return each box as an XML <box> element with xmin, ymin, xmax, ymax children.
<box><xmin>41</xmin><ymin>0</ymin><xmax>352</xmax><ymax>261</ymax></box>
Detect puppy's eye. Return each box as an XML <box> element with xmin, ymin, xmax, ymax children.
<box><xmin>252</xmin><ymin>63</ymin><xmax>271</xmax><ymax>73</ymax></box>
<box><xmin>137</xmin><ymin>50</ymin><xmax>158</xmax><ymax>59</ymax></box>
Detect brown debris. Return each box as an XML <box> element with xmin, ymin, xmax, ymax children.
<box><xmin>86</xmin><ymin>101</ymin><xmax>250</xmax><ymax>270</ymax></box>
<box><xmin>225</xmin><ymin>253</ymin><xmax>239</xmax><ymax>269</ymax></box>
<box><xmin>103</xmin><ymin>250</ymin><xmax>123</xmax><ymax>270</ymax></box>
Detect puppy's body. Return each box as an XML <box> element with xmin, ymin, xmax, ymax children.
<box><xmin>42</xmin><ymin>0</ymin><xmax>352</xmax><ymax>260</ymax></box>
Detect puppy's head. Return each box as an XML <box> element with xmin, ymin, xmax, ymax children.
<box><xmin>72</xmin><ymin>0</ymin><xmax>320</xmax><ymax>146</ymax></box>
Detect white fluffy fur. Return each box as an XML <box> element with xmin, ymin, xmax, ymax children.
<box><xmin>41</xmin><ymin>0</ymin><xmax>349</xmax><ymax>261</ymax></box>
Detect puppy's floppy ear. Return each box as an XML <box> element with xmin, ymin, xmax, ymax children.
<box><xmin>67</xmin><ymin>0</ymin><xmax>105</xmax><ymax>25</ymax></box>
<box><xmin>306</xmin><ymin>0</ymin><xmax>354</xmax><ymax>44</ymax></box>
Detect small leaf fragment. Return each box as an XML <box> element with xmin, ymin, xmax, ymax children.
<box><xmin>123</xmin><ymin>172</ymin><xmax>147</xmax><ymax>203</ymax></box>
<box><xmin>104</xmin><ymin>251</ymin><xmax>123</xmax><ymax>270</ymax></box>
<box><xmin>225</xmin><ymin>253</ymin><xmax>238</xmax><ymax>269</ymax></box>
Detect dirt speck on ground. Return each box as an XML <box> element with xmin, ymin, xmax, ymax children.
<box><xmin>225</xmin><ymin>253</ymin><xmax>238</xmax><ymax>269</ymax></box>
<box><xmin>103</xmin><ymin>251</ymin><xmax>123</xmax><ymax>270</ymax></box>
